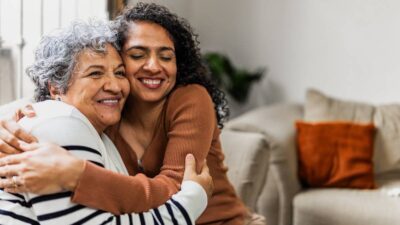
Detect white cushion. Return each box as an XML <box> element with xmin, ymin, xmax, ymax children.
<box><xmin>220</xmin><ymin>129</ymin><xmax>269</xmax><ymax>211</ymax></box>
<box><xmin>294</xmin><ymin>183</ymin><xmax>400</xmax><ymax>225</ymax></box>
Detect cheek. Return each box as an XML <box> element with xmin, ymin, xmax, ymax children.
<box><xmin>124</xmin><ymin>59</ymin><xmax>141</xmax><ymax>75</ymax></box>
<box><xmin>170</xmin><ymin>67</ymin><xmax>177</xmax><ymax>82</ymax></box>
<box><xmin>121</xmin><ymin>80</ymin><xmax>131</xmax><ymax>96</ymax></box>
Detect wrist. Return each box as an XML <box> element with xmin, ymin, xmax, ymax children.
<box><xmin>63</xmin><ymin>158</ymin><xmax>86</xmax><ymax>191</ymax></box>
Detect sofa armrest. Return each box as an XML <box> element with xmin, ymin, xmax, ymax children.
<box><xmin>226</xmin><ymin>103</ymin><xmax>304</xmax><ymax>225</ymax></box>
<box><xmin>220</xmin><ymin>129</ymin><xmax>270</xmax><ymax>211</ymax></box>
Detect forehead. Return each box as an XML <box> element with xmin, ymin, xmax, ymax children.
<box><xmin>124</xmin><ymin>21</ymin><xmax>174</xmax><ymax>49</ymax></box>
<box><xmin>77</xmin><ymin>44</ymin><xmax>119</xmax><ymax>59</ymax></box>
<box><xmin>73</xmin><ymin>44</ymin><xmax>122</xmax><ymax>70</ymax></box>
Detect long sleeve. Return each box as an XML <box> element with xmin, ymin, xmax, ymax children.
<box><xmin>0</xmin><ymin>101</ymin><xmax>208</xmax><ymax>224</ymax></box>
<box><xmin>0</xmin><ymin>180</ymin><xmax>207</xmax><ymax>225</ymax></box>
<box><xmin>72</xmin><ymin>85</ymin><xmax>216</xmax><ymax>214</ymax></box>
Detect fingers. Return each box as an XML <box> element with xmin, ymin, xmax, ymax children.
<box><xmin>0</xmin><ymin>176</ymin><xmax>25</xmax><ymax>192</ymax></box>
<box><xmin>183</xmin><ymin>154</ymin><xmax>196</xmax><ymax>180</ymax></box>
<box><xmin>3</xmin><ymin>120</ymin><xmax>37</xmax><ymax>144</ymax></box>
<box><xmin>0</xmin><ymin>153</ymin><xmax>26</xmax><ymax>167</ymax></box>
<box><xmin>0</xmin><ymin>139</ymin><xmax>21</xmax><ymax>155</ymax></box>
<box><xmin>4</xmin><ymin>186</ymin><xmax>27</xmax><ymax>193</ymax></box>
<box><xmin>0</xmin><ymin>164</ymin><xmax>23</xmax><ymax>177</ymax></box>
<box><xmin>200</xmin><ymin>159</ymin><xmax>210</xmax><ymax>177</ymax></box>
<box><xmin>200</xmin><ymin>160</ymin><xmax>214</xmax><ymax>198</ymax></box>
<box><xmin>13</xmin><ymin>104</ymin><xmax>36</xmax><ymax>121</ymax></box>
<box><xmin>0</xmin><ymin>122</ymin><xmax>24</xmax><ymax>154</ymax></box>
<box><xmin>18</xmin><ymin>142</ymin><xmax>40</xmax><ymax>152</ymax></box>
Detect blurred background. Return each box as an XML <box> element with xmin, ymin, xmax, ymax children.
<box><xmin>0</xmin><ymin>0</ymin><xmax>110</xmax><ymax>104</ymax></box>
<box><xmin>2</xmin><ymin>0</ymin><xmax>400</xmax><ymax>117</ymax></box>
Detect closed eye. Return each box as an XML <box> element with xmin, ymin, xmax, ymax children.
<box><xmin>130</xmin><ymin>54</ymin><xmax>144</xmax><ymax>60</ymax></box>
<box><xmin>88</xmin><ymin>71</ymin><xmax>103</xmax><ymax>77</ymax></box>
<box><xmin>115</xmin><ymin>70</ymin><xmax>126</xmax><ymax>77</ymax></box>
<box><xmin>160</xmin><ymin>56</ymin><xmax>173</xmax><ymax>61</ymax></box>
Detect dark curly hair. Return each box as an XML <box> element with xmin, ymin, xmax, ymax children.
<box><xmin>114</xmin><ymin>2</ymin><xmax>229</xmax><ymax>128</ymax></box>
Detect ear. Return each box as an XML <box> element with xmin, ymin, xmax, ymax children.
<box><xmin>48</xmin><ymin>81</ymin><xmax>59</xmax><ymax>100</ymax></box>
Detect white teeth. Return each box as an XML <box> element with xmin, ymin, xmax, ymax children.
<box><xmin>100</xmin><ymin>99</ymin><xmax>118</xmax><ymax>104</ymax></box>
<box><xmin>142</xmin><ymin>79</ymin><xmax>161</xmax><ymax>85</ymax></box>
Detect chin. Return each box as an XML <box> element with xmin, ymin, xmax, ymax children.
<box><xmin>102</xmin><ymin>117</ymin><xmax>121</xmax><ymax>127</ymax></box>
<box><xmin>137</xmin><ymin>93</ymin><xmax>168</xmax><ymax>103</ymax></box>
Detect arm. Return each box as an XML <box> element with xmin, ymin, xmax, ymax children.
<box><xmin>0</xmin><ymin>116</ymin><xmax>210</xmax><ymax>224</ymax></box>
<box><xmin>72</xmin><ymin>85</ymin><xmax>215</xmax><ymax>213</ymax></box>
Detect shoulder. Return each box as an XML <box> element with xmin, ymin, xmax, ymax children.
<box><xmin>168</xmin><ymin>84</ymin><xmax>212</xmax><ymax>106</ymax></box>
<box><xmin>165</xmin><ymin>84</ymin><xmax>216</xmax><ymax>126</ymax></box>
<box><xmin>19</xmin><ymin>101</ymin><xmax>99</xmax><ymax>147</ymax></box>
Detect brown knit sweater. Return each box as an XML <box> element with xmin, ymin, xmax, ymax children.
<box><xmin>71</xmin><ymin>84</ymin><xmax>248</xmax><ymax>225</ymax></box>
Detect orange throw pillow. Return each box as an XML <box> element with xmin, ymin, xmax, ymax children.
<box><xmin>296</xmin><ymin>121</ymin><xmax>376</xmax><ymax>189</ymax></box>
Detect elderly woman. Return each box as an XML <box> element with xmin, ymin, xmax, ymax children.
<box><xmin>0</xmin><ymin>20</ymin><xmax>211</xmax><ymax>224</ymax></box>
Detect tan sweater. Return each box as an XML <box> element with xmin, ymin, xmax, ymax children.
<box><xmin>71</xmin><ymin>84</ymin><xmax>248</xmax><ymax>225</ymax></box>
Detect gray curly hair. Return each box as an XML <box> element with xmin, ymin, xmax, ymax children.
<box><xmin>27</xmin><ymin>20</ymin><xmax>119</xmax><ymax>102</ymax></box>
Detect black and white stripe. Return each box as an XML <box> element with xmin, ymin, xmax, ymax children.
<box><xmin>0</xmin><ymin>103</ymin><xmax>205</xmax><ymax>224</ymax></box>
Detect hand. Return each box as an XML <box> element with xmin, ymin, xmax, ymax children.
<box><xmin>183</xmin><ymin>154</ymin><xmax>214</xmax><ymax>198</ymax></box>
<box><xmin>0</xmin><ymin>142</ymin><xmax>85</xmax><ymax>194</ymax></box>
<box><xmin>0</xmin><ymin>119</ymin><xmax>37</xmax><ymax>156</ymax></box>
<box><xmin>13</xmin><ymin>104</ymin><xmax>36</xmax><ymax>121</ymax></box>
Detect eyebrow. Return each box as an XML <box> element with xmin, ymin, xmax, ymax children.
<box><xmin>115</xmin><ymin>63</ymin><xmax>125</xmax><ymax>69</ymax></box>
<box><xmin>125</xmin><ymin>45</ymin><xmax>175</xmax><ymax>52</ymax></box>
<box><xmin>83</xmin><ymin>63</ymin><xmax>124</xmax><ymax>72</ymax></box>
<box><xmin>84</xmin><ymin>65</ymin><xmax>104</xmax><ymax>72</ymax></box>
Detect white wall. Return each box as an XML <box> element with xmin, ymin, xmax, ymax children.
<box><xmin>0</xmin><ymin>0</ymin><xmax>107</xmax><ymax>100</ymax></box>
<box><xmin>127</xmin><ymin>0</ymin><xmax>191</xmax><ymax>19</ymax></box>
<box><xmin>189</xmin><ymin>0</ymin><xmax>400</xmax><ymax>105</ymax></box>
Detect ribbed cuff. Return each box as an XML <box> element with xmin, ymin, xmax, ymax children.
<box><xmin>172</xmin><ymin>180</ymin><xmax>208</xmax><ymax>221</ymax></box>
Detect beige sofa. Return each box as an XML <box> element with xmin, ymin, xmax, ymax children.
<box><xmin>224</xmin><ymin>90</ymin><xmax>400</xmax><ymax>225</ymax></box>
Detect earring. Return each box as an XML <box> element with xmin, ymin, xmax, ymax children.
<box><xmin>55</xmin><ymin>96</ymin><xmax>61</xmax><ymax>101</ymax></box>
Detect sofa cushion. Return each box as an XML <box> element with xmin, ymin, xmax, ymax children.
<box><xmin>293</xmin><ymin>185</ymin><xmax>400</xmax><ymax>225</ymax></box>
<box><xmin>304</xmin><ymin>89</ymin><xmax>400</xmax><ymax>175</ymax></box>
<box><xmin>304</xmin><ymin>89</ymin><xmax>375</xmax><ymax>123</ymax></box>
<box><xmin>296</xmin><ymin>121</ymin><xmax>375</xmax><ymax>189</ymax></box>
<box><xmin>220</xmin><ymin>129</ymin><xmax>269</xmax><ymax>211</ymax></box>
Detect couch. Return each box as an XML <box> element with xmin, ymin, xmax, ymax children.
<box><xmin>223</xmin><ymin>89</ymin><xmax>400</xmax><ymax>225</ymax></box>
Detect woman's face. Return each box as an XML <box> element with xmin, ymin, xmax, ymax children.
<box><xmin>59</xmin><ymin>44</ymin><xmax>130</xmax><ymax>133</ymax></box>
<box><xmin>121</xmin><ymin>21</ymin><xmax>177</xmax><ymax>104</ymax></box>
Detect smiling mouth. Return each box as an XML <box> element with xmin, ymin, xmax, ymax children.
<box><xmin>97</xmin><ymin>99</ymin><xmax>120</xmax><ymax>107</ymax></box>
<box><xmin>139</xmin><ymin>78</ymin><xmax>164</xmax><ymax>89</ymax></box>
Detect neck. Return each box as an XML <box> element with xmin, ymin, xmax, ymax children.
<box><xmin>91</xmin><ymin>121</ymin><xmax>106</xmax><ymax>135</ymax></box>
<box><xmin>122</xmin><ymin>96</ymin><xmax>166</xmax><ymax>131</ymax></box>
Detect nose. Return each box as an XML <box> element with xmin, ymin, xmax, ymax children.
<box><xmin>143</xmin><ymin>56</ymin><xmax>162</xmax><ymax>74</ymax></box>
<box><xmin>103</xmin><ymin>75</ymin><xmax>122</xmax><ymax>93</ymax></box>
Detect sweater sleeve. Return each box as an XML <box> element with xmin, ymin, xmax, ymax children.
<box><xmin>71</xmin><ymin>85</ymin><xmax>216</xmax><ymax>214</ymax></box>
<box><xmin>14</xmin><ymin>115</ymin><xmax>208</xmax><ymax>224</ymax></box>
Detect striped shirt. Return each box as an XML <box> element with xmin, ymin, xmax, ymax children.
<box><xmin>0</xmin><ymin>100</ymin><xmax>207</xmax><ymax>225</ymax></box>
